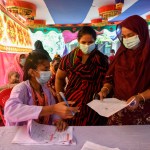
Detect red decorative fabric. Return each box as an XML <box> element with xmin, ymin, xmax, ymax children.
<box><xmin>0</xmin><ymin>52</ymin><xmax>16</xmax><ymax>85</ymax></box>
<box><xmin>0</xmin><ymin>88</ymin><xmax>12</xmax><ymax>125</ymax></box>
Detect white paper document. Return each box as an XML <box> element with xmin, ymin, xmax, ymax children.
<box><xmin>81</xmin><ymin>141</ymin><xmax>120</xmax><ymax>150</ymax></box>
<box><xmin>87</xmin><ymin>98</ymin><xmax>129</xmax><ymax>117</ymax></box>
<box><xmin>12</xmin><ymin>120</ymin><xmax>76</xmax><ymax>145</ymax></box>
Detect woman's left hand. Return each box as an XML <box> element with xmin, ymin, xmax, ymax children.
<box><xmin>127</xmin><ymin>95</ymin><xmax>140</xmax><ymax>110</ymax></box>
<box><xmin>55</xmin><ymin>120</ymin><xmax>68</xmax><ymax>132</ymax></box>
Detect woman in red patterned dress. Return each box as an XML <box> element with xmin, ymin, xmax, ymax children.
<box><xmin>55</xmin><ymin>26</ymin><xmax>108</xmax><ymax>126</ymax></box>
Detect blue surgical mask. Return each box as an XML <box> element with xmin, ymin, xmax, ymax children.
<box><xmin>36</xmin><ymin>71</ymin><xmax>51</xmax><ymax>85</ymax></box>
<box><xmin>123</xmin><ymin>35</ymin><xmax>140</xmax><ymax>50</ymax></box>
<box><xmin>80</xmin><ymin>43</ymin><xmax>95</xmax><ymax>54</ymax></box>
<box><xmin>20</xmin><ymin>58</ymin><xmax>26</xmax><ymax>66</ymax></box>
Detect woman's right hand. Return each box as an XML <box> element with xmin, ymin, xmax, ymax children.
<box><xmin>98</xmin><ymin>87</ymin><xmax>109</xmax><ymax>100</ymax></box>
<box><xmin>53</xmin><ymin>101</ymin><xmax>80</xmax><ymax>119</ymax></box>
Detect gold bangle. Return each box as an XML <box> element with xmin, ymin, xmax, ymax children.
<box><xmin>138</xmin><ymin>93</ymin><xmax>145</xmax><ymax>102</ymax></box>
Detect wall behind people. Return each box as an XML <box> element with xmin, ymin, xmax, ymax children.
<box><xmin>29</xmin><ymin>25</ymin><xmax>117</xmax><ymax>59</ymax></box>
<box><xmin>30</xmin><ymin>30</ymin><xmax>66</xmax><ymax>59</ymax></box>
<box><xmin>0</xmin><ymin>52</ymin><xmax>15</xmax><ymax>85</ymax></box>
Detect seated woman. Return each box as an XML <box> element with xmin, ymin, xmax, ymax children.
<box><xmin>4</xmin><ymin>52</ymin><xmax>79</xmax><ymax>131</ymax></box>
<box><xmin>0</xmin><ymin>71</ymin><xmax>20</xmax><ymax>91</ymax></box>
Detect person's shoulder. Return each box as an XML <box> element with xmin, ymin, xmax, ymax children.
<box><xmin>63</xmin><ymin>48</ymin><xmax>78</xmax><ymax>57</ymax></box>
<box><xmin>42</xmin><ymin>84</ymin><xmax>53</xmax><ymax>99</ymax></box>
<box><xmin>61</xmin><ymin>48</ymin><xmax>79</xmax><ymax>61</ymax></box>
<box><xmin>95</xmin><ymin>50</ymin><xmax>108</xmax><ymax>59</ymax></box>
<box><xmin>109</xmin><ymin>55</ymin><xmax>115</xmax><ymax>59</ymax></box>
<box><xmin>12</xmin><ymin>80</ymin><xmax>30</xmax><ymax>92</ymax></box>
<box><xmin>94</xmin><ymin>50</ymin><xmax>108</xmax><ymax>65</ymax></box>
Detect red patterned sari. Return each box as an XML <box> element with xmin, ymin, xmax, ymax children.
<box><xmin>59</xmin><ymin>48</ymin><xmax>108</xmax><ymax>126</ymax></box>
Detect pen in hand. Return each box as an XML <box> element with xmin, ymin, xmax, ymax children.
<box><xmin>59</xmin><ymin>92</ymin><xmax>75</xmax><ymax>116</ymax></box>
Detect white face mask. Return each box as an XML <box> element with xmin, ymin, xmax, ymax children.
<box><xmin>36</xmin><ymin>71</ymin><xmax>51</xmax><ymax>85</ymax></box>
<box><xmin>80</xmin><ymin>43</ymin><xmax>95</xmax><ymax>54</ymax></box>
<box><xmin>20</xmin><ymin>58</ymin><xmax>26</xmax><ymax>66</ymax></box>
<box><xmin>123</xmin><ymin>35</ymin><xmax>140</xmax><ymax>50</ymax></box>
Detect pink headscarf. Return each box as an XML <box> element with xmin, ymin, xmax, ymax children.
<box><xmin>4</xmin><ymin>54</ymin><xmax>25</xmax><ymax>84</ymax></box>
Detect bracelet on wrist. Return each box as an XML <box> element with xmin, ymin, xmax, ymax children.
<box><xmin>138</xmin><ymin>93</ymin><xmax>145</xmax><ymax>102</ymax></box>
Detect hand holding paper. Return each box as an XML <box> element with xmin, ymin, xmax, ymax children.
<box><xmin>87</xmin><ymin>98</ymin><xmax>133</xmax><ymax>117</ymax></box>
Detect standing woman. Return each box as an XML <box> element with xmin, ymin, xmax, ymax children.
<box><xmin>99</xmin><ymin>15</ymin><xmax>150</xmax><ymax>125</ymax></box>
<box><xmin>55</xmin><ymin>26</ymin><xmax>108</xmax><ymax>126</ymax></box>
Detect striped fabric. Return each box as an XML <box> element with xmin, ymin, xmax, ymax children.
<box><xmin>59</xmin><ymin>48</ymin><xmax>108</xmax><ymax>125</ymax></box>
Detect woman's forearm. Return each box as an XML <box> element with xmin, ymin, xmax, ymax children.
<box><xmin>55</xmin><ymin>78</ymin><xmax>66</xmax><ymax>102</ymax></box>
<box><xmin>39</xmin><ymin>105</ymin><xmax>54</xmax><ymax>117</ymax></box>
<box><xmin>137</xmin><ymin>88</ymin><xmax>150</xmax><ymax>101</ymax></box>
<box><xmin>102</xmin><ymin>83</ymin><xmax>113</xmax><ymax>94</ymax></box>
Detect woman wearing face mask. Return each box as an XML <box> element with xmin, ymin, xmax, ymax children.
<box><xmin>4</xmin><ymin>52</ymin><xmax>79</xmax><ymax>131</ymax></box>
<box><xmin>4</xmin><ymin>54</ymin><xmax>27</xmax><ymax>84</ymax></box>
<box><xmin>98</xmin><ymin>15</ymin><xmax>150</xmax><ymax>125</ymax></box>
<box><xmin>55</xmin><ymin>26</ymin><xmax>108</xmax><ymax>126</ymax></box>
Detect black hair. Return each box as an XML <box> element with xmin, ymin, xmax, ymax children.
<box><xmin>77</xmin><ymin>26</ymin><xmax>97</xmax><ymax>41</ymax></box>
<box><xmin>23</xmin><ymin>51</ymin><xmax>49</xmax><ymax>81</ymax></box>
<box><xmin>110</xmin><ymin>49</ymin><xmax>115</xmax><ymax>53</ymax></box>
<box><xmin>54</xmin><ymin>54</ymin><xmax>61</xmax><ymax>59</ymax></box>
<box><xmin>52</xmin><ymin>57</ymin><xmax>61</xmax><ymax>64</ymax></box>
<box><xmin>34</xmin><ymin>40</ymin><xmax>44</xmax><ymax>50</ymax></box>
<box><xmin>8</xmin><ymin>71</ymin><xmax>20</xmax><ymax>79</ymax></box>
<box><xmin>34</xmin><ymin>40</ymin><xmax>52</xmax><ymax>62</ymax></box>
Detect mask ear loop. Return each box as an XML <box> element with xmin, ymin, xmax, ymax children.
<box><xmin>116</xmin><ymin>25</ymin><xmax>126</xmax><ymax>48</ymax></box>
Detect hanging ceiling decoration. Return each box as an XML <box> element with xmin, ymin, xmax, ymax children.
<box><xmin>98</xmin><ymin>0</ymin><xmax>124</xmax><ymax>20</ymax></box>
<box><xmin>99</xmin><ymin>4</ymin><xmax>122</xmax><ymax>20</ymax></box>
<box><xmin>5</xmin><ymin>0</ymin><xmax>47</xmax><ymax>28</ymax></box>
<box><xmin>26</xmin><ymin>19</ymin><xmax>46</xmax><ymax>28</ymax></box>
<box><xmin>91</xmin><ymin>0</ymin><xmax>124</xmax><ymax>27</ymax></box>
<box><xmin>6</xmin><ymin>0</ymin><xmax>36</xmax><ymax>20</ymax></box>
<box><xmin>91</xmin><ymin>18</ymin><xmax>108</xmax><ymax>27</ymax></box>
<box><xmin>146</xmin><ymin>14</ymin><xmax>150</xmax><ymax>22</ymax></box>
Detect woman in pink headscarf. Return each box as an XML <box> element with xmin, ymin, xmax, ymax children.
<box><xmin>99</xmin><ymin>15</ymin><xmax>150</xmax><ymax>125</ymax></box>
<box><xmin>4</xmin><ymin>54</ymin><xmax>27</xmax><ymax>84</ymax></box>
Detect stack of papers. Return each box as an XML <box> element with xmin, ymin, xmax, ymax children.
<box><xmin>81</xmin><ymin>141</ymin><xmax>120</xmax><ymax>150</ymax></box>
<box><xmin>12</xmin><ymin>120</ymin><xmax>76</xmax><ymax>145</ymax></box>
<box><xmin>87</xmin><ymin>98</ymin><xmax>129</xmax><ymax>117</ymax></box>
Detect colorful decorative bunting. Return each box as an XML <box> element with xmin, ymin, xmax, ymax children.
<box><xmin>0</xmin><ymin>5</ymin><xmax>32</xmax><ymax>53</ymax></box>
